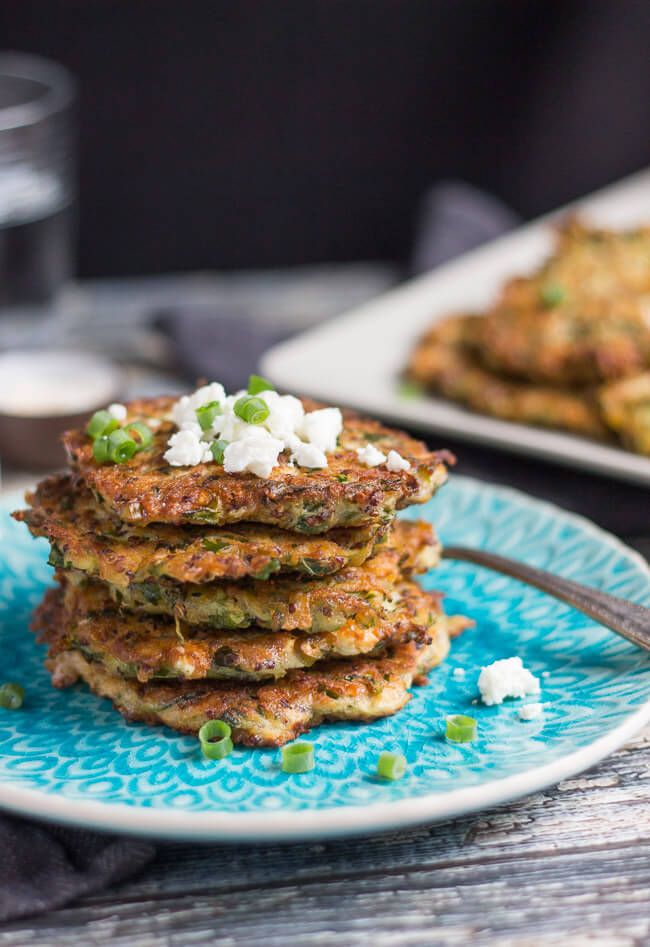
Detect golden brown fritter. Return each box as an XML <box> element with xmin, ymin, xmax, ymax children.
<box><xmin>407</xmin><ymin>314</ymin><xmax>608</xmax><ymax>439</ymax></box>
<box><xmin>14</xmin><ymin>474</ymin><xmax>398</xmax><ymax>586</ymax></box>
<box><xmin>62</xmin><ymin>396</ymin><xmax>452</xmax><ymax>532</ymax></box>
<box><xmin>479</xmin><ymin>221</ymin><xmax>650</xmax><ymax>385</ymax></box>
<box><xmin>35</xmin><ymin>579</ymin><xmax>465</xmax><ymax>684</ymax></box>
<box><xmin>599</xmin><ymin>372</ymin><xmax>650</xmax><ymax>455</ymax></box>
<box><xmin>45</xmin><ymin>633</ymin><xmax>455</xmax><ymax>746</ymax></box>
<box><xmin>60</xmin><ymin>518</ymin><xmax>439</xmax><ymax>632</ymax></box>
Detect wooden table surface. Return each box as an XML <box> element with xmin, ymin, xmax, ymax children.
<box><xmin>2</xmin><ymin>271</ymin><xmax>650</xmax><ymax>946</ymax></box>
<box><xmin>3</xmin><ymin>439</ymin><xmax>649</xmax><ymax>947</ymax></box>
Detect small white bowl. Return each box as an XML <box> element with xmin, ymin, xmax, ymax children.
<box><xmin>0</xmin><ymin>349</ymin><xmax>123</xmax><ymax>470</ymax></box>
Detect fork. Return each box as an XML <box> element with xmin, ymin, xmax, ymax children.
<box><xmin>442</xmin><ymin>545</ymin><xmax>650</xmax><ymax>651</ymax></box>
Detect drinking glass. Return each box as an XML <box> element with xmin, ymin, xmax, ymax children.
<box><xmin>0</xmin><ymin>52</ymin><xmax>76</xmax><ymax>307</ymax></box>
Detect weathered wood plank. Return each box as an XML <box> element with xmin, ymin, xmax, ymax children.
<box><xmin>3</xmin><ymin>839</ymin><xmax>650</xmax><ymax>946</ymax></box>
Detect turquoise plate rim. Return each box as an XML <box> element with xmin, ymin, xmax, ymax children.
<box><xmin>1</xmin><ymin>476</ymin><xmax>649</xmax><ymax>842</ymax></box>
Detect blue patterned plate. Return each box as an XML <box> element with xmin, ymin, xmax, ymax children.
<box><xmin>1</xmin><ymin>477</ymin><xmax>649</xmax><ymax>841</ymax></box>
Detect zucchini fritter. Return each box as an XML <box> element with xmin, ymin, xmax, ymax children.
<box><xmin>599</xmin><ymin>372</ymin><xmax>650</xmax><ymax>455</ymax></box>
<box><xmin>15</xmin><ymin>474</ymin><xmax>394</xmax><ymax>586</ymax></box>
<box><xmin>63</xmin><ymin>518</ymin><xmax>439</xmax><ymax>632</ymax></box>
<box><xmin>63</xmin><ymin>396</ymin><xmax>452</xmax><ymax>532</ymax></box>
<box><xmin>480</xmin><ymin>221</ymin><xmax>650</xmax><ymax>385</ymax></box>
<box><xmin>45</xmin><ymin>633</ymin><xmax>455</xmax><ymax>746</ymax></box>
<box><xmin>407</xmin><ymin>314</ymin><xmax>608</xmax><ymax>439</ymax></box>
<box><xmin>35</xmin><ymin>579</ymin><xmax>463</xmax><ymax>683</ymax></box>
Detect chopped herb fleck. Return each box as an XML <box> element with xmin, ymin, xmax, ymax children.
<box><xmin>252</xmin><ymin>560</ymin><xmax>281</xmax><ymax>581</ymax></box>
<box><xmin>397</xmin><ymin>380</ymin><xmax>424</xmax><ymax>400</ymax></box>
<box><xmin>539</xmin><ymin>283</ymin><xmax>566</xmax><ymax>307</ymax></box>
<box><xmin>203</xmin><ymin>538</ymin><xmax>230</xmax><ymax>553</ymax></box>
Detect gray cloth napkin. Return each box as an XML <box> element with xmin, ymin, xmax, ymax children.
<box><xmin>0</xmin><ymin>814</ymin><xmax>154</xmax><ymax>922</ymax></box>
<box><xmin>0</xmin><ymin>180</ymin><xmax>517</xmax><ymax>923</ymax></box>
<box><xmin>160</xmin><ymin>181</ymin><xmax>520</xmax><ymax>386</ymax></box>
<box><xmin>410</xmin><ymin>179</ymin><xmax>520</xmax><ymax>274</ymax></box>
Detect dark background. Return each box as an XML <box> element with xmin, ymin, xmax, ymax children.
<box><xmin>2</xmin><ymin>0</ymin><xmax>650</xmax><ymax>277</ymax></box>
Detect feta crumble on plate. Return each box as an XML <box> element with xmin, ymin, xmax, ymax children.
<box><xmin>478</xmin><ymin>656</ymin><xmax>541</xmax><ymax>706</ymax></box>
<box><xmin>518</xmin><ymin>702</ymin><xmax>544</xmax><ymax>721</ymax></box>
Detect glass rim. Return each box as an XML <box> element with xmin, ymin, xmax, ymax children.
<box><xmin>0</xmin><ymin>51</ymin><xmax>76</xmax><ymax>131</ymax></box>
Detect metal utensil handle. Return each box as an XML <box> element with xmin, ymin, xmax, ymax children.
<box><xmin>442</xmin><ymin>545</ymin><xmax>650</xmax><ymax>651</ymax></box>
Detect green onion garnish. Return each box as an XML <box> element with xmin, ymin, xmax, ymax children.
<box><xmin>195</xmin><ymin>400</ymin><xmax>222</xmax><ymax>432</ymax></box>
<box><xmin>203</xmin><ymin>538</ymin><xmax>229</xmax><ymax>552</ymax></box>
<box><xmin>247</xmin><ymin>374</ymin><xmax>275</xmax><ymax>395</ymax></box>
<box><xmin>107</xmin><ymin>429</ymin><xmax>138</xmax><ymax>464</ymax></box>
<box><xmin>377</xmin><ymin>751</ymin><xmax>407</xmax><ymax>781</ymax></box>
<box><xmin>397</xmin><ymin>380</ymin><xmax>424</xmax><ymax>401</ymax></box>
<box><xmin>0</xmin><ymin>682</ymin><xmax>24</xmax><ymax>710</ymax></box>
<box><xmin>93</xmin><ymin>435</ymin><xmax>111</xmax><ymax>464</ymax></box>
<box><xmin>281</xmin><ymin>742</ymin><xmax>315</xmax><ymax>773</ymax></box>
<box><xmin>124</xmin><ymin>420</ymin><xmax>153</xmax><ymax>451</ymax></box>
<box><xmin>86</xmin><ymin>410</ymin><xmax>119</xmax><ymax>440</ymax></box>
<box><xmin>445</xmin><ymin>714</ymin><xmax>477</xmax><ymax>743</ymax></box>
<box><xmin>234</xmin><ymin>395</ymin><xmax>270</xmax><ymax>425</ymax></box>
<box><xmin>198</xmin><ymin>720</ymin><xmax>233</xmax><ymax>760</ymax></box>
<box><xmin>539</xmin><ymin>283</ymin><xmax>566</xmax><ymax>308</ymax></box>
<box><xmin>210</xmin><ymin>439</ymin><xmax>228</xmax><ymax>464</ymax></box>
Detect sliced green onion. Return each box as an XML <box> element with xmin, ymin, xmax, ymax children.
<box><xmin>196</xmin><ymin>400</ymin><xmax>222</xmax><ymax>432</ymax></box>
<box><xmin>107</xmin><ymin>429</ymin><xmax>138</xmax><ymax>464</ymax></box>
<box><xmin>210</xmin><ymin>439</ymin><xmax>229</xmax><ymax>464</ymax></box>
<box><xmin>47</xmin><ymin>546</ymin><xmax>65</xmax><ymax>569</ymax></box>
<box><xmin>198</xmin><ymin>720</ymin><xmax>233</xmax><ymax>760</ymax></box>
<box><xmin>0</xmin><ymin>682</ymin><xmax>24</xmax><ymax>710</ymax></box>
<box><xmin>377</xmin><ymin>751</ymin><xmax>407</xmax><ymax>781</ymax></box>
<box><xmin>539</xmin><ymin>283</ymin><xmax>566</xmax><ymax>308</ymax></box>
<box><xmin>93</xmin><ymin>435</ymin><xmax>111</xmax><ymax>464</ymax></box>
<box><xmin>397</xmin><ymin>380</ymin><xmax>424</xmax><ymax>401</ymax></box>
<box><xmin>281</xmin><ymin>742</ymin><xmax>314</xmax><ymax>773</ymax></box>
<box><xmin>203</xmin><ymin>538</ymin><xmax>230</xmax><ymax>552</ymax></box>
<box><xmin>247</xmin><ymin>374</ymin><xmax>275</xmax><ymax>395</ymax></box>
<box><xmin>124</xmin><ymin>420</ymin><xmax>153</xmax><ymax>451</ymax></box>
<box><xmin>252</xmin><ymin>560</ymin><xmax>281</xmax><ymax>580</ymax></box>
<box><xmin>445</xmin><ymin>714</ymin><xmax>477</xmax><ymax>743</ymax></box>
<box><xmin>234</xmin><ymin>395</ymin><xmax>269</xmax><ymax>425</ymax></box>
<box><xmin>86</xmin><ymin>410</ymin><xmax>119</xmax><ymax>440</ymax></box>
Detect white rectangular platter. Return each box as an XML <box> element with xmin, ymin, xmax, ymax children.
<box><xmin>261</xmin><ymin>168</ymin><xmax>650</xmax><ymax>486</ymax></box>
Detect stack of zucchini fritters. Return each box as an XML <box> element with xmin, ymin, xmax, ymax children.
<box><xmin>408</xmin><ymin>220</ymin><xmax>650</xmax><ymax>455</ymax></box>
<box><xmin>15</xmin><ymin>394</ymin><xmax>468</xmax><ymax>747</ymax></box>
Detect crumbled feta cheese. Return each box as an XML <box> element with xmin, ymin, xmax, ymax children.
<box><xmin>298</xmin><ymin>407</ymin><xmax>342</xmax><ymax>453</ymax></box>
<box><xmin>164</xmin><ymin>381</ymin><xmax>344</xmax><ymax>475</ymax></box>
<box><xmin>215</xmin><ymin>413</ymin><xmax>258</xmax><ymax>444</ymax></box>
<box><xmin>478</xmin><ymin>657</ymin><xmax>540</xmax><ymax>706</ymax></box>
<box><xmin>518</xmin><ymin>702</ymin><xmax>544</xmax><ymax>721</ymax></box>
<box><xmin>164</xmin><ymin>428</ymin><xmax>208</xmax><ymax>467</ymax></box>
<box><xmin>357</xmin><ymin>444</ymin><xmax>386</xmax><ymax>467</ymax></box>
<box><xmin>171</xmin><ymin>382</ymin><xmax>226</xmax><ymax>429</ymax></box>
<box><xmin>386</xmin><ymin>449</ymin><xmax>411</xmax><ymax>472</ymax></box>
<box><xmin>452</xmin><ymin>667</ymin><xmax>465</xmax><ymax>681</ymax></box>
<box><xmin>291</xmin><ymin>441</ymin><xmax>328</xmax><ymax>469</ymax></box>
<box><xmin>223</xmin><ymin>429</ymin><xmax>285</xmax><ymax>479</ymax></box>
<box><xmin>173</xmin><ymin>653</ymin><xmax>198</xmax><ymax>677</ymax></box>
<box><xmin>107</xmin><ymin>402</ymin><xmax>127</xmax><ymax>422</ymax></box>
<box><xmin>262</xmin><ymin>391</ymin><xmax>305</xmax><ymax>441</ymax></box>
